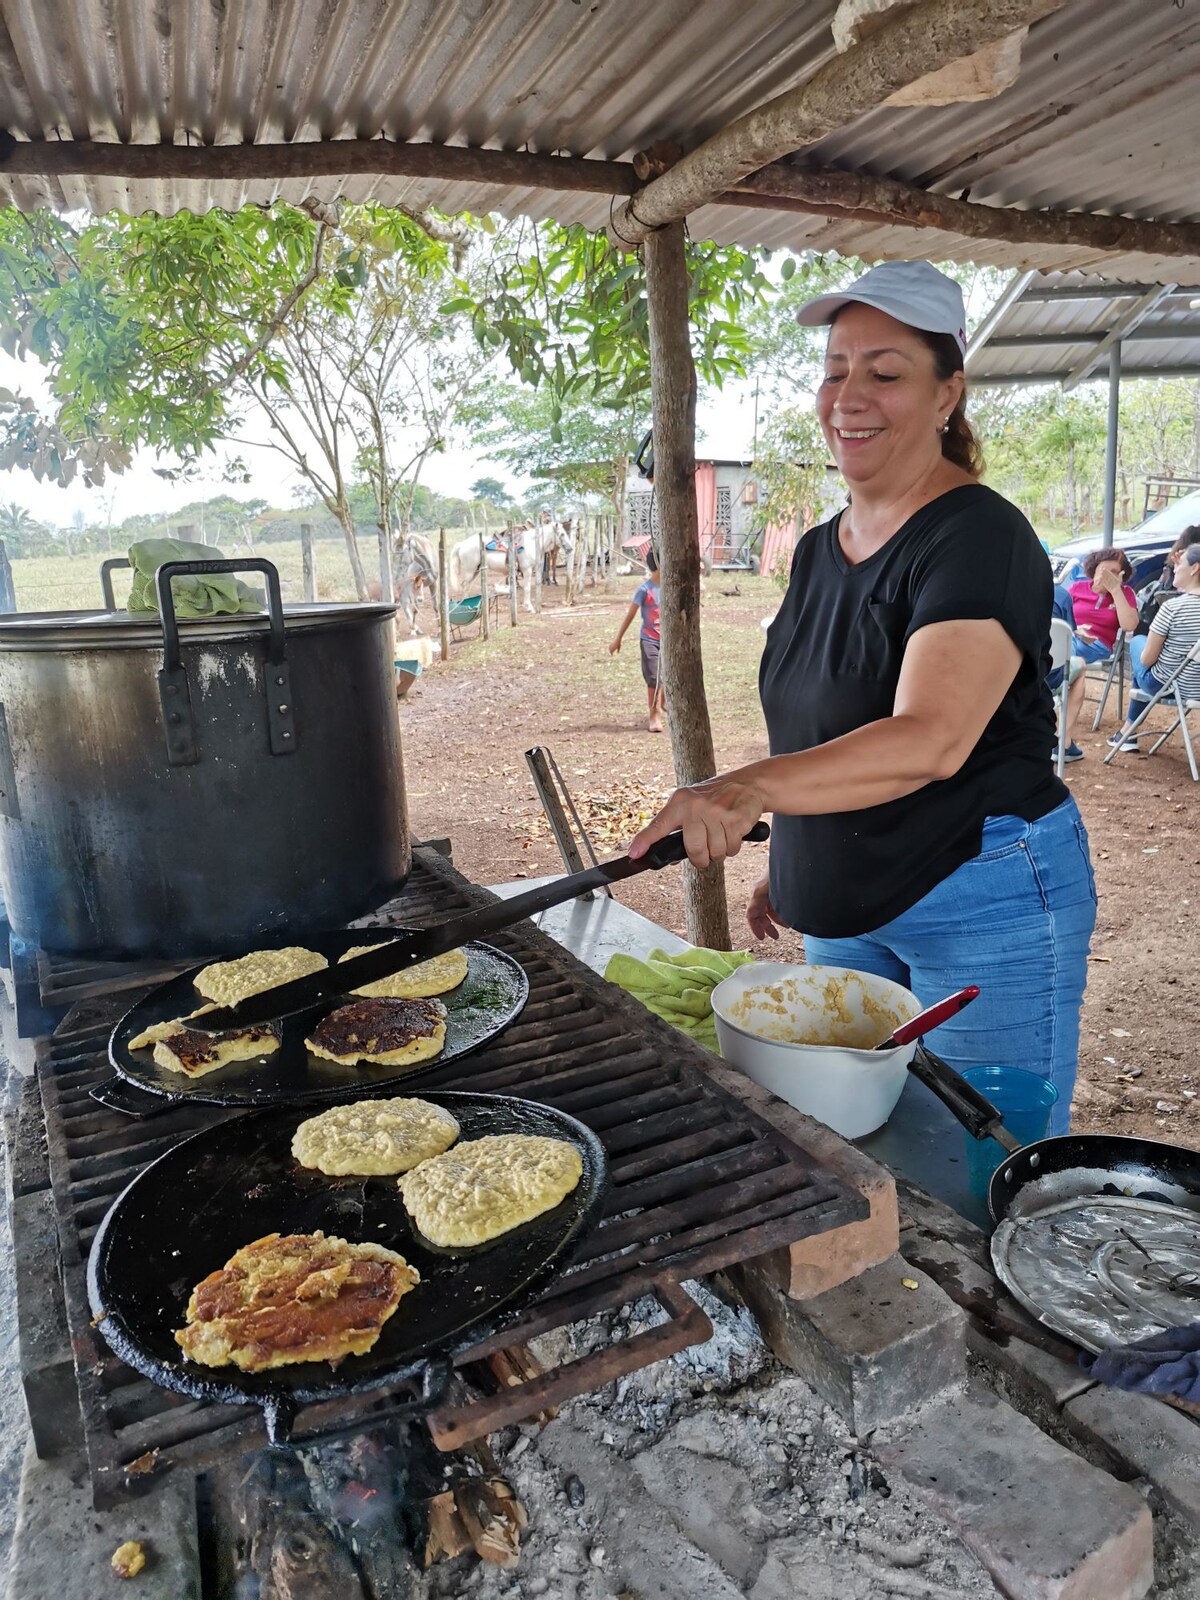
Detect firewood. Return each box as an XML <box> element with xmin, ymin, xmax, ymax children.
<box><xmin>484</xmin><ymin>1344</ymin><xmax>560</xmax><ymax>1427</ymax></box>
<box><xmin>422</xmin><ymin>1490</ymin><xmax>472</xmax><ymax>1566</ymax></box>
<box><xmin>453</xmin><ymin>1474</ymin><xmax>528</xmax><ymax>1568</ymax></box>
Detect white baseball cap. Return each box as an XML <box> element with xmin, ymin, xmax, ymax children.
<box><xmin>795</xmin><ymin>260</ymin><xmax>968</xmax><ymax>360</ymax></box>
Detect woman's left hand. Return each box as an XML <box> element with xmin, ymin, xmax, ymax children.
<box><xmin>628</xmin><ymin>773</ymin><xmax>768</xmax><ymax>868</ymax></box>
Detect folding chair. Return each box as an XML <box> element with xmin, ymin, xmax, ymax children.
<box><xmin>1102</xmin><ymin>636</ymin><xmax>1200</xmax><ymax>782</ymax></box>
<box><xmin>1089</xmin><ymin>629</ymin><xmax>1129</xmax><ymax>731</ymax></box>
<box><xmin>1048</xmin><ymin>617</ymin><xmax>1074</xmax><ymax>777</ymax></box>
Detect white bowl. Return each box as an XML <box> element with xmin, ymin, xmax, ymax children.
<box><xmin>709</xmin><ymin>962</ymin><xmax>922</xmax><ymax>1139</ymax></box>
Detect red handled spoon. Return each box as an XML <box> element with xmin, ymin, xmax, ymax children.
<box><xmin>873</xmin><ymin>985</ymin><xmax>980</xmax><ymax>1051</ymax></box>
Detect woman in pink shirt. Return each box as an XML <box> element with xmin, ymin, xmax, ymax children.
<box><xmin>1068</xmin><ymin>547</ymin><xmax>1139</xmax><ymax>661</ymax></box>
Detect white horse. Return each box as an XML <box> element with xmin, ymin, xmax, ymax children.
<box><xmin>450</xmin><ymin>521</ymin><xmax>572</xmax><ymax>613</ymax></box>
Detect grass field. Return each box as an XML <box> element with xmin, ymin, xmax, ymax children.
<box><xmin>8</xmin><ymin>531</ymin><xmax>479</xmax><ymax>613</ymax></box>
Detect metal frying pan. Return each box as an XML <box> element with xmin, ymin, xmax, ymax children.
<box><xmin>911</xmin><ymin>1049</ymin><xmax>1200</xmax><ymax>1351</ymax></box>
<box><xmin>86</xmin><ymin>1092</ymin><xmax>607</xmax><ymax>1443</ymax></box>
<box><xmin>101</xmin><ymin>933</ymin><xmax>527</xmax><ymax>1113</ymax></box>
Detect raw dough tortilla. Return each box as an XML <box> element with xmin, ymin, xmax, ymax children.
<box><xmin>292</xmin><ymin>1097</ymin><xmax>461</xmax><ymax>1176</ymax></box>
<box><xmin>305</xmin><ymin>997</ymin><xmax>447</xmax><ymax>1068</ymax></box>
<box><xmin>193</xmin><ymin>947</ymin><xmax>328</xmax><ymax>1008</ymax></box>
<box><xmin>174</xmin><ymin>1231</ymin><xmax>418</xmax><ymax>1371</ymax></box>
<box><xmin>398</xmin><ymin>1134</ymin><xmax>584</xmax><ymax>1247</ymax></box>
<box><xmin>339</xmin><ymin>944</ymin><xmax>469</xmax><ymax>1000</ymax></box>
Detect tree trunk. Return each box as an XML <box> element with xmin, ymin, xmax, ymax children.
<box><xmin>337</xmin><ymin>497</ymin><xmax>370</xmax><ymax>600</ymax></box>
<box><xmin>644</xmin><ymin>221</ymin><xmax>731</xmax><ymax>951</ymax></box>
<box><xmin>508</xmin><ymin>530</ymin><xmax>518</xmax><ymax>628</ymax></box>
<box><xmin>1065</xmin><ymin>438</ymin><xmax>1079</xmax><ymax>535</ymax></box>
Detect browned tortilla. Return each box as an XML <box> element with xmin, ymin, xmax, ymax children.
<box><xmin>305</xmin><ymin>996</ymin><xmax>447</xmax><ymax>1067</ymax></box>
<box><xmin>174</xmin><ymin>1231</ymin><xmax>419</xmax><ymax>1371</ymax></box>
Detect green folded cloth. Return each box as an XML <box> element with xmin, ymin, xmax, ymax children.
<box><xmin>604</xmin><ymin>946</ymin><xmax>757</xmax><ymax>1053</ymax></box>
<box><xmin>126</xmin><ymin>538</ymin><xmax>264</xmax><ymax>618</ymax></box>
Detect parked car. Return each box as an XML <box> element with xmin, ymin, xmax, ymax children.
<box><xmin>1049</xmin><ymin>488</ymin><xmax>1200</xmax><ymax>594</ymax></box>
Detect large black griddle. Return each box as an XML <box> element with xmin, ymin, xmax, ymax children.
<box><xmin>101</xmin><ymin>931</ymin><xmax>527</xmax><ymax>1113</ymax></box>
<box><xmin>87</xmin><ymin>1092</ymin><xmax>607</xmax><ymax>1442</ymax></box>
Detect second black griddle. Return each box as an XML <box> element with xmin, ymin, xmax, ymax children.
<box><xmin>100</xmin><ymin>931</ymin><xmax>527</xmax><ymax>1114</ymax></box>
<box><xmin>86</xmin><ymin>1091</ymin><xmax>608</xmax><ymax>1442</ymax></box>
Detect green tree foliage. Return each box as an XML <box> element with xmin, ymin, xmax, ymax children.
<box><xmin>469</xmin><ymin>475</ymin><xmax>512</xmax><ymax>508</ymax></box>
<box><xmin>452</xmin><ymin>221</ymin><xmax>771</xmax><ymax>430</ymax></box>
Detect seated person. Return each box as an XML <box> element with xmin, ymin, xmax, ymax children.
<box><xmin>1049</xmin><ymin>583</ymin><xmax>1086</xmax><ymax>763</ymax></box>
<box><xmin>1137</xmin><ymin>525</ymin><xmax>1199</xmax><ymax>633</ymax></box>
<box><xmin>1110</xmin><ymin>542</ymin><xmax>1200</xmax><ymax>750</ymax></box>
<box><xmin>1061</xmin><ymin>550</ymin><xmax>1139</xmax><ymax>758</ymax></box>
<box><xmin>1068</xmin><ymin>547</ymin><xmax>1139</xmax><ymax>662</ymax></box>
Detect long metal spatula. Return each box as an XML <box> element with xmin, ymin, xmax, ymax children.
<box><xmin>193</xmin><ymin>822</ymin><xmax>770</xmax><ymax>1032</ymax></box>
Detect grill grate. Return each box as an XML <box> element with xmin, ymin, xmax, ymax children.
<box><xmin>32</xmin><ymin>848</ymin><xmax>865</xmax><ymax>1504</ymax></box>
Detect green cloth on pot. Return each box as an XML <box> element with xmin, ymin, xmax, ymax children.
<box><xmin>126</xmin><ymin>538</ymin><xmax>264</xmax><ymax>618</ymax></box>
<box><xmin>604</xmin><ymin>945</ymin><xmax>757</xmax><ymax>1053</ymax></box>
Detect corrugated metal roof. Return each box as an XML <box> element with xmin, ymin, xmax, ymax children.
<box><xmin>967</xmin><ymin>271</ymin><xmax>1200</xmax><ymax>387</ymax></box>
<box><xmin>0</xmin><ymin>0</ymin><xmax>1198</xmax><ymax>283</ymax></box>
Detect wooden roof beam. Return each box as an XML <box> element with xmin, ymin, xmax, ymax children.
<box><xmin>608</xmin><ymin>0</ymin><xmax>1069</xmax><ymax>247</ymax></box>
<box><xmin>4</xmin><ymin>131</ymin><xmax>1200</xmax><ymax>273</ymax></box>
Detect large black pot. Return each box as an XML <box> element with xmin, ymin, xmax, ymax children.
<box><xmin>0</xmin><ymin>558</ymin><xmax>409</xmax><ymax>958</ymax></box>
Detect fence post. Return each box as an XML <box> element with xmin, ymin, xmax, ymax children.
<box><xmin>300</xmin><ymin>523</ymin><xmax>317</xmax><ymax>602</ymax></box>
<box><xmin>508</xmin><ymin>527</ymin><xmax>518</xmax><ymax>628</ymax></box>
<box><xmin>437</xmin><ymin>527</ymin><xmax>451</xmax><ymax>661</ymax></box>
<box><xmin>478</xmin><ymin>532</ymin><xmax>490</xmax><ymax>641</ymax></box>
<box><xmin>0</xmin><ymin>539</ymin><xmax>14</xmax><ymax>613</ymax></box>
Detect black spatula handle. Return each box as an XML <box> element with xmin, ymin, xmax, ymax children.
<box><xmin>193</xmin><ymin>822</ymin><xmax>772</xmax><ymax>1031</ymax></box>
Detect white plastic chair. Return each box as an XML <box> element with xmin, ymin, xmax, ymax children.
<box><xmin>1102</xmin><ymin>636</ymin><xmax>1200</xmax><ymax>782</ymax></box>
<box><xmin>1048</xmin><ymin>618</ymin><xmax>1074</xmax><ymax>777</ymax></box>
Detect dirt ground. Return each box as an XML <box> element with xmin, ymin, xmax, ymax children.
<box><xmin>400</xmin><ymin>573</ymin><xmax>1196</xmax><ymax>1147</ymax></box>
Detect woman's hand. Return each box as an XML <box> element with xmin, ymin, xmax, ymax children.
<box><xmin>746</xmin><ymin>872</ymin><xmax>782</xmax><ymax>941</ymax></box>
<box><xmin>628</xmin><ymin>773</ymin><xmax>768</xmax><ymax>869</ymax></box>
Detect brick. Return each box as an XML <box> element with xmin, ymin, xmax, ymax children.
<box><xmin>967</xmin><ymin>1323</ymin><xmax>1096</xmax><ymax>1410</ymax></box>
<box><xmin>875</xmin><ymin>1385</ymin><xmax>1154</xmax><ymax>1600</ymax></box>
<box><xmin>13</xmin><ymin>1188</ymin><xmax>82</xmax><ymax>1458</ymax></box>
<box><xmin>727</xmin><ymin>1254</ymin><xmax>965</xmax><ymax>1435</ymax></box>
<box><xmin>702</xmin><ymin>1059</ymin><xmax>899</xmax><ymax>1298</ymax></box>
<box><xmin>1064</xmin><ymin>1384</ymin><xmax>1200</xmax><ymax>1532</ymax></box>
<box><xmin>8</xmin><ymin>1439</ymin><xmax>201</xmax><ymax>1600</ymax></box>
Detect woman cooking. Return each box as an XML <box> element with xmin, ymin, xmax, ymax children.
<box><xmin>629</xmin><ymin>261</ymin><xmax>1096</xmax><ymax>1134</ymax></box>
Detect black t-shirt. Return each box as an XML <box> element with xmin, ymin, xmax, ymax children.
<box><xmin>758</xmin><ymin>483</ymin><xmax>1067</xmax><ymax>938</ymax></box>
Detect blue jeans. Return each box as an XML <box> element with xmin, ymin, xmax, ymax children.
<box><xmin>1126</xmin><ymin>633</ymin><xmax>1162</xmax><ymax>701</ymax></box>
<box><xmin>1073</xmin><ymin>635</ymin><xmax>1114</xmax><ymax>665</ymax></box>
<box><xmin>803</xmin><ymin>798</ymin><xmax>1096</xmax><ymax>1135</ymax></box>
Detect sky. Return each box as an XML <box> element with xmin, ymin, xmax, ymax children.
<box><xmin>0</xmin><ymin>348</ymin><xmax>766</xmax><ymax>530</ymax></box>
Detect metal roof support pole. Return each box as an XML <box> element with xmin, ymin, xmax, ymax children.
<box><xmin>1104</xmin><ymin>342</ymin><xmax>1121</xmax><ymax>541</ymax></box>
<box><xmin>643</xmin><ymin>219</ymin><xmax>730</xmax><ymax>950</ymax></box>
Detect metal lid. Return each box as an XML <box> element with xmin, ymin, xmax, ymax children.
<box><xmin>0</xmin><ymin>602</ymin><xmax>396</xmax><ymax>652</ymax></box>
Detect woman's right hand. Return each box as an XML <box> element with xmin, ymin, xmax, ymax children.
<box><xmin>746</xmin><ymin>872</ymin><xmax>783</xmax><ymax>941</ymax></box>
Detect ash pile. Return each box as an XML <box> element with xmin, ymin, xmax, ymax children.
<box><xmin>420</xmin><ymin>1279</ymin><xmax>998</xmax><ymax>1600</ymax></box>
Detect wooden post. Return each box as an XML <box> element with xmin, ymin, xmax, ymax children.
<box><xmin>479</xmin><ymin>531</ymin><xmax>491</xmax><ymax>640</ymax></box>
<box><xmin>508</xmin><ymin>527</ymin><xmax>518</xmax><ymax>628</ymax></box>
<box><xmin>437</xmin><ymin>527</ymin><xmax>451</xmax><ymax>660</ymax></box>
<box><xmin>0</xmin><ymin>539</ymin><xmax>14</xmax><ymax>613</ymax></box>
<box><xmin>644</xmin><ymin>220</ymin><xmax>731</xmax><ymax>951</ymax></box>
<box><xmin>300</xmin><ymin>523</ymin><xmax>317</xmax><ymax>602</ymax></box>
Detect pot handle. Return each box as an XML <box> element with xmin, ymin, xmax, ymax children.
<box><xmin>99</xmin><ymin>557</ymin><xmax>131</xmax><ymax>611</ymax></box>
<box><xmin>908</xmin><ymin>1046</ymin><xmax>1023</xmax><ymax>1155</ymax></box>
<box><xmin>154</xmin><ymin>559</ymin><xmax>295</xmax><ymax>765</ymax></box>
